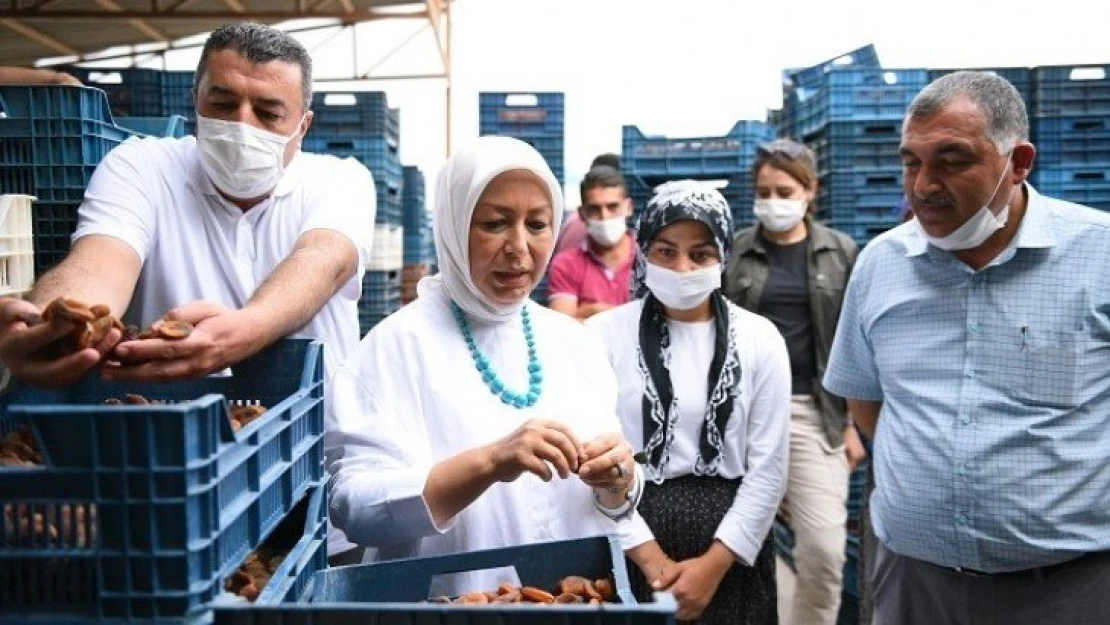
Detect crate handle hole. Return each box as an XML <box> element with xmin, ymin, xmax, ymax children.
<box><xmin>1068</xmin><ymin>67</ymin><xmax>1106</xmax><ymax>82</ymax></box>
<box><xmin>1075</xmin><ymin>172</ymin><xmax>1106</xmax><ymax>181</ymax></box>
<box><xmin>86</xmin><ymin>71</ymin><xmax>124</xmax><ymax>85</ymax></box>
<box><xmin>428</xmin><ymin>565</ymin><xmax>519</xmax><ymax>599</ymax></box>
<box><xmin>503</xmin><ymin>94</ymin><xmax>540</xmax><ymax>107</ymax></box>
<box><xmin>321</xmin><ymin>93</ymin><xmax>357</xmax><ymax>107</ymax></box>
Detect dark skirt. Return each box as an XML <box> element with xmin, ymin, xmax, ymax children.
<box><xmin>628</xmin><ymin>474</ymin><xmax>777</xmax><ymax>625</ymax></box>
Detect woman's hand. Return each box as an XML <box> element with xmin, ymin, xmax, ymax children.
<box><xmin>578</xmin><ymin>432</ymin><xmax>636</xmax><ymax>490</ymax></box>
<box><xmin>653</xmin><ymin>541</ymin><xmax>735</xmax><ymax>621</ymax></box>
<box><xmin>485</xmin><ymin>419</ymin><xmax>583</xmax><ymax>483</ymax></box>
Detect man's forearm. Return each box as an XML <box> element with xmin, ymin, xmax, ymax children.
<box><xmin>245</xmin><ymin>231</ymin><xmax>358</xmax><ymax>345</ymax></box>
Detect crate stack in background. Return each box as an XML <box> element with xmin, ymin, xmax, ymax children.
<box><xmin>478</xmin><ymin>92</ymin><xmax>565</xmax><ymax>185</ymax></box>
<box><xmin>773</xmin><ymin>46</ymin><xmax>928</xmax><ymax>245</ymax></box>
<box><xmin>66</xmin><ymin>67</ymin><xmax>197</xmax><ymax>134</ymax></box>
<box><xmin>401</xmin><ymin>165</ymin><xmax>433</xmax><ymax>305</ymax></box>
<box><xmin>0</xmin><ymin>339</ymin><xmax>327</xmax><ymax>623</ymax></box>
<box><xmin>1030</xmin><ymin>64</ymin><xmax>1110</xmax><ymax>210</ymax></box>
<box><xmin>305</xmin><ymin>91</ymin><xmax>404</xmax><ymax>335</ymax></box>
<box><xmin>620</xmin><ymin>121</ymin><xmax>777</xmax><ymax>230</ymax></box>
<box><xmin>0</xmin><ymin>85</ymin><xmax>184</xmax><ymax>275</ymax></box>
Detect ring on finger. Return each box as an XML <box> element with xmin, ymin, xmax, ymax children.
<box><xmin>613</xmin><ymin>455</ymin><xmax>625</xmax><ymax>478</ymax></box>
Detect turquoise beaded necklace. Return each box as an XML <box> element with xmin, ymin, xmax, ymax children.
<box><xmin>451</xmin><ymin>301</ymin><xmax>543</xmax><ymax>409</ymax></box>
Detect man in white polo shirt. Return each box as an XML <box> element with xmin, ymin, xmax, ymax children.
<box><xmin>0</xmin><ymin>21</ymin><xmax>375</xmax><ymax>565</ymax></box>
<box><xmin>0</xmin><ymin>22</ymin><xmax>374</xmax><ymax>387</ymax></box>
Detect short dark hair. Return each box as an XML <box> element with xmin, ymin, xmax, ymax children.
<box><xmin>194</xmin><ymin>23</ymin><xmax>313</xmax><ymax>110</ymax></box>
<box><xmin>590</xmin><ymin>152</ymin><xmax>621</xmax><ymax>170</ymax></box>
<box><xmin>579</xmin><ymin>165</ymin><xmax>626</xmax><ymax>200</ymax></box>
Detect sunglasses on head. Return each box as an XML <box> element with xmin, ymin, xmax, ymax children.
<box><xmin>757</xmin><ymin>140</ymin><xmax>810</xmax><ymax>160</ymax></box>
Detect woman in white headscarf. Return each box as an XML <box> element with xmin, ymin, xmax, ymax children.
<box><xmin>325</xmin><ymin>137</ymin><xmax>643</xmax><ymax>595</ymax></box>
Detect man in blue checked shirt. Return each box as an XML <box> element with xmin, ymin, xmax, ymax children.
<box><xmin>824</xmin><ymin>70</ymin><xmax>1110</xmax><ymax>625</ymax></box>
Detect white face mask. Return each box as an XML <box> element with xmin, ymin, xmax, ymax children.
<box><xmin>753</xmin><ymin>198</ymin><xmax>808</xmax><ymax>232</ymax></box>
<box><xmin>645</xmin><ymin>262</ymin><xmax>721</xmax><ymax>311</ymax></box>
<box><xmin>586</xmin><ymin>215</ymin><xmax>628</xmax><ymax>248</ymax></box>
<box><xmin>920</xmin><ymin>156</ymin><xmax>1013</xmax><ymax>251</ymax></box>
<box><xmin>196</xmin><ymin>114</ymin><xmax>304</xmax><ymax>199</ymax></box>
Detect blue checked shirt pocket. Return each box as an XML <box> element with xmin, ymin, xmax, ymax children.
<box><xmin>1015</xmin><ymin>327</ymin><xmax>1084</xmax><ymax>409</ymax></box>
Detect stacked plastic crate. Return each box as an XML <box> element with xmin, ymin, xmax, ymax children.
<box><xmin>619</xmin><ymin>121</ymin><xmax>777</xmax><ymax>232</ymax></box>
<box><xmin>478</xmin><ymin>92</ymin><xmax>565</xmax><ymax>185</ymax></box>
<box><xmin>777</xmin><ymin>46</ymin><xmax>927</xmax><ymax>245</ymax></box>
<box><xmin>0</xmin><ymin>86</ymin><xmax>152</xmax><ymax>275</ymax></box>
<box><xmin>304</xmin><ymin>92</ymin><xmax>403</xmax><ymax>335</ymax></box>
<box><xmin>66</xmin><ymin>68</ymin><xmax>197</xmax><ymax>134</ymax></box>
<box><xmin>0</xmin><ymin>339</ymin><xmax>327</xmax><ymax>623</ymax></box>
<box><xmin>401</xmin><ymin>166</ymin><xmax>433</xmax><ymax>305</ymax></box>
<box><xmin>1031</xmin><ymin>65</ymin><xmax>1110</xmax><ymax>210</ymax></box>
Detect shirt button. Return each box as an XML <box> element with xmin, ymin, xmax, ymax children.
<box><xmin>957</xmin><ymin>512</ymin><xmax>970</xmax><ymax>525</ymax></box>
<box><xmin>968</xmin><ymin>321</ymin><xmax>979</xmax><ymax>332</ymax></box>
<box><xmin>960</xmin><ymin>414</ymin><xmax>973</xmax><ymax>425</ymax></box>
<box><xmin>956</xmin><ymin>464</ymin><xmax>965</xmax><ymax>476</ymax></box>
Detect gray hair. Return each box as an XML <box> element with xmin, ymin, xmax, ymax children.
<box><xmin>905</xmin><ymin>70</ymin><xmax>1029</xmax><ymax>154</ymax></box>
<box><xmin>194</xmin><ymin>23</ymin><xmax>313</xmax><ymax>111</ymax></box>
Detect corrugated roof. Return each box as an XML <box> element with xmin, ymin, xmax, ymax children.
<box><xmin>1</xmin><ymin>0</ymin><xmax>425</xmax><ymax>66</ymax></box>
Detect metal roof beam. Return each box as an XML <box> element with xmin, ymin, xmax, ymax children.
<box><xmin>0</xmin><ymin>17</ymin><xmax>78</xmax><ymax>55</ymax></box>
<box><xmin>0</xmin><ymin>6</ymin><xmax>425</xmax><ymax>19</ymax></box>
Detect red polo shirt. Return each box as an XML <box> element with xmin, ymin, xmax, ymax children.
<box><xmin>546</xmin><ymin>235</ymin><xmax>635</xmax><ymax>307</ymax></box>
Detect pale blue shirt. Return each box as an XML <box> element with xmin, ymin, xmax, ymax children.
<box><xmin>824</xmin><ymin>184</ymin><xmax>1110</xmax><ymax>573</ymax></box>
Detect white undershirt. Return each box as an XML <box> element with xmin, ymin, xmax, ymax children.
<box><xmin>586</xmin><ymin>299</ymin><xmax>792</xmax><ymax>565</ymax></box>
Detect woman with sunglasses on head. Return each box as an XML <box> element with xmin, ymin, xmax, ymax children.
<box><xmin>588</xmin><ymin>181</ymin><xmax>791</xmax><ymax>623</ymax></box>
<box><xmin>722</xmin><ymin>139</ymin><xmax>863</xmax><ymax>625</ymax></box>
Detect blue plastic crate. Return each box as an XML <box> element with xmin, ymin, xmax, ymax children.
<box><xmin>376</xmin><ymin>184</ymin><xmax>402</xmax><ymax>227</ymax></box>
<box><xmin>819</xmin><ymin>167</ymin><xmax>905</xmax><ymax>222</ymax></box>
<box><xmin>251</xmin><ymin>482</ymin><xmax>327</xmax><ymax>606</ymax></box>
<box><xmin>621</xmin><ymin>121</ymin><xmax>776</xmax><ymax>179</ymax></box>
<box><xmin>310</xmin><ymin>92</ymin><xmax>398</xmax><ymax>139</ymax></box>
<box><xmin>792</xmin><ymin>69</ymin><xmax>928</xmax><ymax>138</ymax></box>
<box><xmin>116</xmin><ymin>115</ymin><xmax>189</xmax><ymax>139</ymax></box>
<box><xmin>1033</xmin><ymin>163</ymin><xmax>1110</xmax><ymax>210</ymax></box>
<box><xmin>26</xmin><ymin>200</ymin><xmax>79</xmax><ymax>275</ymax></box>
<box><xmin>1033</xmin><ymin>114</ymin><xmax>1110</xmax><ymax>166</ymax></box>
<box><xmin>401</xmin><ymin>165</ymin><xmax>426</xmax><ymax>229</ymax></box>
<box><xmin>212</xmin><ymin>536</ymin><xmax>675</xmax><ymax>624</ymax></box>
<box><xmin>302</xmin><ymin>135</ymin><xmax>403</xmax><ymax>183</ymax></box>
<box><xmin>807</xmin><ymin>119</ymin><xmax>903</xmax><ymax>174</ymax></box>
<box><xmin>67</xmin><ymin>68</ymin><xmax>195</xmax><ymax>120</ymax></box>
<box><xmin>360</xmin><ymin>270</ymin><xmax>402</xmax><ymax>327</ymax></box>
<box><xmin>0</xmin><ymin>86</ymin><xmax>143</xmax><ymax>203</ymax></box>
<box><xmin>785</xmin><ymin>44</ymin><xmax>882</xmax><ymax>90</ymax></box>
<box><xmin>0</xmin><ymin>338</ymin><xmax>325</xmax><ymax>623</ymax></box>
<box><xmin>479</xmin><ymin>92</ymin><xmax>565</xmax><ymax>136</ymax></box>
<box><xmin>927</xmin><ymin>67</ymin><xmax>1034</xmax><ymax>109</ymax></box>
<box><xmin>1034</xmin><ymin>65</ymin><xmax>1110</xmax><ymax>116</ymax></box>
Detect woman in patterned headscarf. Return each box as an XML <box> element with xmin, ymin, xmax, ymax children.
<box><xmin>588</xmin><ymin>180</ymin><xmax>791</xmax><ymax>623</ymax></box>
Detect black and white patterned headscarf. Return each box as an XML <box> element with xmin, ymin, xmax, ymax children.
<box><xmin>632</xmin><ymin>180</ymin><xmax>741</xmax><ymax>483</ymax></box>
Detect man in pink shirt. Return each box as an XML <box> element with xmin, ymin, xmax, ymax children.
<box><xmin>548</xmin><ymin>165</ymin><xmax>635</xmax><ymax>320</ymax></box>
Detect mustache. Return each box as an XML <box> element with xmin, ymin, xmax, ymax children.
<box><xmin>913</xmin><ymin>194</ymin><xmax>956</xmax><ymax>209</ymax></box>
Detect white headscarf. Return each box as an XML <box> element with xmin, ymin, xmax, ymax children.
<box><xmin>418</xmin><ymin>136</ymin><xmax>563</xmax><ymax>324</ymax></box>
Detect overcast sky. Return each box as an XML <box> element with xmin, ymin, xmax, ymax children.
<box><xmin>85</xmin><ymin>0</ymin><xmax>1110</xmax><ymax>210</ymax></box>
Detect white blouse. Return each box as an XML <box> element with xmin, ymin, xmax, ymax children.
<box><xmin>587</xmin><ymin>298</ymin><xmax>791</xmax><ymax>565</ymax></box>
<box><xmin>325</xmin><ymin>282</ymin><xmax>640</xmax><ymax>594</ymax></box>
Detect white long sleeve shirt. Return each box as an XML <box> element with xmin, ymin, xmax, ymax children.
<box><xmin>326</xmin><ymin>282</ymin><xmax>641</xmax><ymax>594</ymax></box>
<box><xmin>587</xmin><ymin>298</ymin><xmax>791</xmax><ymax>565</ymax></box>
